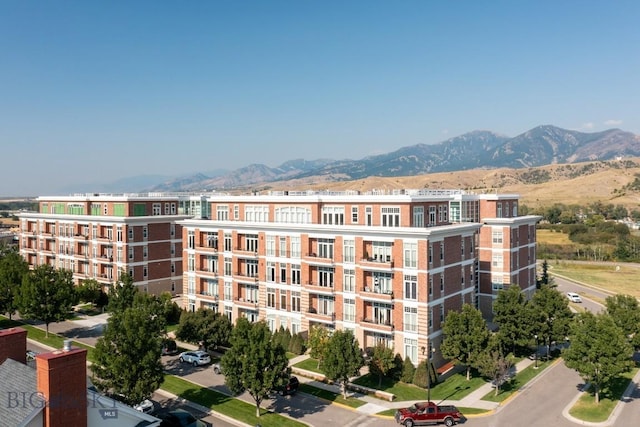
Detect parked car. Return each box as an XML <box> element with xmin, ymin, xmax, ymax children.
<box><xmin>158</xmin><ymin>409</ymin><xmax>211</xmax><ymax>427</ymax></box>
<box><xmin>212</xmin><ymin>362</ymin><xmax>223</xmax><ymax>374</ymax></box>
<box><xmin>133</xmin><ymin>399</ymin><xmax>154</xmax><ymax>414</ymax></box>
<box><xmin>395</xmin><ymin>401</ymin><xmax>464</xmax><ymax>427</ymax></box>
<box><xmin>276</xmin><ymin>376</ymin><xmax>300</xmax><ymax>396</ymax></box>
<box><xmin>162</xmin><ymin>339</ymin><xmax>178</xmax><ymax>356</ymax></box>
<box><xmin>567</xmin><ymin>292</ymin><xmax>582</xmax><ymax>303</ymax></box>
<box><xmin>178</xmin><ymin>350</ymin><xmax>211</xmax><ymax>366</ymax></box>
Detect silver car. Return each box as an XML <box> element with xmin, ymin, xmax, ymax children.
<box><xmin>178</xmin><ymin>350</ymin><xmax>211</xmax><ymax>366</ymax></box>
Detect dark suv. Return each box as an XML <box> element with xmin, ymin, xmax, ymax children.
<box><xmin>277</xmin><ymin>376</ymin><xmax>300</xmax><ymax>396</ymax></box>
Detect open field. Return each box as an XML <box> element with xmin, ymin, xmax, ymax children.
<box><xmin>536</xmin><ymin>229</ymin><xmax>573</xmax><ymax>246</ymax></box>
<box><xmin>549</xmin><ymin>261</ymin><xmax>640</xmax><ymax>298</ymax></box>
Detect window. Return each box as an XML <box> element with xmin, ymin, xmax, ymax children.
<box><xmin>280</xmin><ymin>292</ymin><xmax>287</xmax><ymax>310</ymax></box>
<box><xmin>381</xmin><ymin>206</ymin><xmax>400</xmax><ymax>227</ymax></box>
<box><xmin>438</xmin><ymin>204</ymin><xmax>448</xmax><ymax>222</ymax></box>
<box><xmin>266</xmin><ymin>262</ymin><xmax>276</xmax><ymax>282</ymax></box>
<box><xmin>116</xmin><ymin>227</ymin><xmax>122</xmax><ymax>242</ymax></box>
<box><xmin>492</xmin><ymin>275</ymin><xmax>503</xmax><ymax>291</ymax></box>
<box><xmin>152</xmin><ymin>203</ymin><xmax>161</xmax><ymax>215</ymax></box>
<box><xmin>492</xmin><ymin>230</ymin><xmax>503</xmax><ymax>244</ymax></box>
<box><xmin>318</xmin><ymin>267</ymin><xmax>334</xmax><ymax>287</ymax></box>
<box><xmin>187</xmin><ymin>276</ymin><xmax>195</xmax><ymax>295</ymax></box>
<box><xmin>206</xmin><ymin>232</ymin><xmax>218</xmax><ymax>249</ymax></box>
<box><xmin>245</xmin><ymin>205</ymin><xmax>269</xmax><ymax>222</ymax></box>
<box><xmin>274</xmin><ymin>207</ymin><xmax>311</xmax><ymax>224</ymax></box>
<box><xmin>224</xmin><ymin>281</ymin><xmax>232</xmax><ymax>301</ymax></box>
<box><xmin>440</xmin><ymin>274</ymin><xmax>444</xmax><ymax>292</ymax></box>
<box><xmin>266</xmin><ymin>235</ymin><xmax>275</xmax><ymax>256</ymax></box>
<box><xmin>188</xmin><ymin>254</ymin><xmax>195</xmax><ymax>271</ymax></box>
<box><xmin>142</xmin><ymin>226</ymin><xmax>148</xmax><ymax>240</ymax></box>
<box><xmin>351</xmin><ymin>206</ymin><xmax>358</xmax><ymax>224</ymax></box>
<box><xmin>440</xmin><ymin>305</ymin><xmax>444</xmax><ymax>322</ymax></box>
<box><xmin>279</xmin><ymin>237</ymin><xmax>286</xmax><ymax>257</ymax></box>
<box><xmin>428</xmin><ymin>244</ymin><xmax>432</xmax><ymax>265</ymax></box>
<box><xmin>343</xmin><ymin>239</ymin><xmax>355</xmax><ymax>263</ymax></box>
<box><xmin>246</xmin><ymin>260</ymin><xmax>258</xmax><ymax>278</ymax></box>
<box><xmin>429</xmin><ymin>276</ymin><xmax>433</xmax><ymax>295</ymax></box>
<box><xmin>245</xmin><ymin>234</ymin><xmax>258</xmax><ymax>252</ymax></box>
<box><xmin>440</xmin><ymin>242</ymin><xmax>444</xmax><ymax>261</ymax></box>
<box><xmin>128</xmin><ymin>247</ymin><xmax>134</xmax><ymax>260</ymax></box>
<box><xmin>164</xmin><ymin>203</ymin><xmax>170</xmax><ymax>215</ymax></box>
<box><xmin>279</xmin><ymin>263</ymin><xmax>287</xmax><ymax>283</ymax></box>
<box><xmin>492</xmin><ymin>253</ymin><xmax>503</xmax><ymax>269</ymax></box>
<box><xmin>343</xmin><ymin>269</ymin><xmax>355</xmax><ymax>293</ymax></box>
<box><xmin>429</xmin><ymin>206</ymin><xmax>436</xmax><ymax>225</ymax></box>
<box><xmin>224</xmin><ymin>233</ymin><xmax>232</xmax><ymax>251</ymax></box>
<box><xmin>404</xmin><ymin>307</ymin><xmax>418</xmax><ymax>332</ymax></box>
<box><xmin>404</xmin><ymin>242</ymin><xmax>417</xmax><ymax>268</ymax></box>
<box><xmin>143</xmin><ymin>245</ymin><xmax>148</xmax><ymax>260</ymax></box>
<box><xmin>371</xmin><ymin>241</ymin><xmax>392</xmax><ymax>262</ymax></box>
<box><xmin>413</xmin><ymin>206</ymin><xmax>424</xmax><ymax>227</ymax></box>
<box><xmin>171</xmin><ymin>203</ymin><xmax>176</xmax><ymax>214</ymax></box>
<box><xmin>373</xmin><ymin>302</ymin><xmax>392</xmax><ymax>325</ymax></box>
<box><xmin>234</xmin><ymin>205</ymin><xmax>239</xmax><ymax>220</ymax></box>
<box><xmin>291</xmin><ymin>265</ymin><xmax>301</xmax><ymax>285</ymax></box>
<box><xmin>224</xmin><ymin>258</ymin><xmax>232</xmax><ymax>276</ymax></box>
<box><xmin>291</xmin><ymin>291</ymin><xmax>301</xmax><ymax>312</ymax></box>
<box><xmin>372</xmin><ymin>272</ymin><xmax>392</xmax><ymax>293</ymax></box>
<box><xmin>404</xmin><ymin>275</ymin><xmax>417</xmax><ymax>300</ymax></box>
<box><xmin>322</xmin><ymin>206</ymin><xmax>344</xmax><ymax>225</ymax></box>
<box><xmin>497</xmin><ymin>203</ymin><xmax>503</xmax><ymax>218</ymax></box>
<box><xmin>343</xmin><ymin>298</ymin><xmax>355</xmax><ymax>322</ymax></box>
<box><xmin>513</xmin><ymin>204</ymin><xmax>518</xmax><ymax>217</ymax></box>
<box><xmin>365</xmin><ymin>206</ymin><xmax>372</xmax><ymax>226</ymax></box>
<box><xmin>404</xmin><ymin>338</ymin><xmax>418</xmax><ymax>364</ymax></box>
<box><xmin>318</xmin><ymin>296</ymin><xmax>334</xmax><ymax>316</ymax></box>
<box><xmin>267</xmin><ymin>288</ymin><xmax>276</xmax><ymax>308</ymax></box>
<box><xmin>143</xmin><ymin>266</ymin><xmax>148</xmax><ymax>278</ymax></box>
<box><xmin>216</xmin><ymin>205</ymin><xmax>229</xmax><ymax>220</ymax></box>
<box><xmin>318</xmin><ymin>238</ymin><xmax>334</xmax><ymax>259</ymax></box>
<box><xmin>290</xmin><ymin>236</ymin><xmax>301</xmax><ymax>258</ymax></box>
<box><xmin>128</xmin><ymin>226</ymin><xmax>133</xmax><ymax>240</ymax></box>
<box><xmin>187</xmin><ymin>231</ymin><xmax>195</xmax><ymax>249</ymax></box>
<box><xmin>103</xmin><ymin>204</ymin><xmax>108</xmax><ymax>215</ymax></box>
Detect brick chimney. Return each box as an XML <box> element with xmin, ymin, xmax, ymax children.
<box><xmin>36</xmin><ymin>340</ymin><xmax>87</xmax><ymax>427</ymax></box>
<box><xmin>0</xmin><ymin>327</ymin><xmax>27</xmax><ymax>364</ymax></box>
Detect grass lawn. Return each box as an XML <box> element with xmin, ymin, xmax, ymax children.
<box><xmin>162</xmin><ymin>375</ymin><xmax>307</xmax><ymax>427</ymax></box>
<box><xmin>482</xmin><ymin>359</ymin><xmax>553</xmax><ymax>402</ymax></box>
<box><xmin>297</xmin><ymin>383</ymin><xmax>366</xmax><ymax>408</ymax></box>
<box><xmin>352</xmin><ymin>370</ymin><xmax>486</xmax><ymax>402</ymax></box>
<box><xmin>549</xmin><ymin>261</ymin><xmax>640</xmax><ymax>299</ymax></box>
<box><xmin>293</xmin><ymin>357</ymin><xmax>324</xmax><ymax>374</ymax></box>
<box><xmin>569</xmin><ymin>368</ymin><xmax>638</xmax><ymax>422</ymax></box>
<box><xmin>537</xmin><ymin>229</ymin><xmax>574</xmax><ymax>245</ymax></box>
<box><xmin>166</xmin><ymin>323</ymin><xmax>179</xmax><ymax>333</ymax></box>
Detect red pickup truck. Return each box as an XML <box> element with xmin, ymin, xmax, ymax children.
<box><xmin>394</xmin><ymin>401</ymin><xmax>463</xmax><ymax>427</ymax></box>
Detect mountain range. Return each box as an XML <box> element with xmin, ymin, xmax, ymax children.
<box><xmin>144</xmin><ymin>125</ymin><xmax>640</xmax><ymax>192</ymax></box>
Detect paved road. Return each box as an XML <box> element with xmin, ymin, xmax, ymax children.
<box><xmin>553</xmin><ymin>275</ymin><xmax>607</xmax><ymax>313</ymax></box>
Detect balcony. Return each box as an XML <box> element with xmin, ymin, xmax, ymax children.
<box><xmin>199</xmin><ymin>292</ymin><xmax>220</xmax><ymax>302</ymax></box>
<box><xmin>197</xmin><ymin>243</ymin><xmax>219</xmax><ymax>253</ymax></box>
<box><xmin>360</xmin><ymin>256</ymin><xmax>394</xmax><ymax>271</ymax></box>
<box><xmin>305</xmin><ymin>253</ymin><xmax>334</xmax><ymax>266</ymax></box>
<box><xmin>235</xmin><ymin>297</ymin><xmax>259</xmax><ymax>310</ymax></box>
<box><xmin>199</xmin><ymin>267</ymin><xmax>219</xmax><ymax>278</ymax></box>
<box><xmin>361</xmin><ymin>287</ymin><xmax>394</xmax><ymax>302</ymax></box>
<box><xmin>234</xmin><ymin>247</ymin><xmax>259</xmax><ymax>259</ymax></box>
<box><xmin>233</xmin><ymin>271</ymin><xmax>259</xmax><ymax>283</ymax></box>
<box><xmin>304</xmin><ymin>282</ymin><xmax>335</xmax><ymax>296</ymax></box>
<box><xmin>360</xmin><ymin>317</ymin><xmax>394</xmax><ymax>333</ymax></box>
<box><xmin>306</xmin><ymin>308</ymin><xmax>335</xmax><ymax>324</ymax></box>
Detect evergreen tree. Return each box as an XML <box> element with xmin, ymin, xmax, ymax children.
<box><xmin>321</xmin><ymin>330</ymin><xmax>364</xmax><ymax>398</ymax></box>
<box><xmin>412</xmin><ymin>360</ymin><xmax>428</xmax><ymax>388</ymax></box>
<box><xmin>107</xmin><ymin>272</ymin><xmax>138</xmax><ymax>312</ymax></box>
<box><xmin>440</xmin><ymin>304</ymin><xmax>491</xmax><ymax>380</ymax></box>
<box><xmin>564</xmin><ymin>312</ymin><xmax>634</xmax><ymax>404</ymax></box>
<box><xmin>401</xmin><ymin>357</ymin><xmax>416</xmax><ymax>383</ymax></box>
<box><xmin>220</xmin><ymin>318</ymin><xmax>290</xmax><ymax>417</ymax></box>
<box><xmin>17</xmin><ymin>265</ymin><xmax>76</xmax><ymax>337</ymax></box>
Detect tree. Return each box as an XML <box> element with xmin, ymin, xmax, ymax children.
<box><xmin>308</xmin><ymin>324</ymin><xmax>330</xmax><ymax>368</ymax></box>
<box><xmin>476</xmin><ymin>335</ymin><xmax>514</xmax><ymax>397</ymax></box>
<box><xmin>91</xmin><ymin>298</ymin><xmax>165</xmax><ymax>406</ymax></box>
<box><xmin>493</xmin><ymin>286</ymin><xmax>534</xmax><ymax>355</ymax></box>
<box><xmin>536</xmin><ymin>260</ymin><xmax>554</xmax><ymax>289</ymax></box>
<box><xmin>16</xmin><ymin>265</ymin><xmax>76</xmax><ymax>337</ymax></box>
<box><xmin>368</xmin><ymin>343</ymin><xmax>396</xmax><ymax>387</ymax></box>
<box><xmin>401</xmin><ymin>356</ymin><xmax>416</xmax><ymax>383</ymax></box>
<box><xmin>0</xmin><ymin>246</ymin><xmax>29</xmax><ymax>319</ymax></box>
<box><xmin>76</xmin><ymin>278</ymin><xmax>102</xmax><ymax>304</ymax></box>
<box><xmin>605</xmin><ymin>294</ymin><xmax>640</xmax><ymax>349</ymax></box>
<box><xmin>412</xmin><ymin>359</ymin><xmax>428</xmax><ymax>388</ymax></box>
<box><xmin>220</xmin><ymin>318</ymin><xmax>290</xmax><ymax>417</ymax></box>
<box><xmin>530</xmin><ymin>285</ymin><xmax>573</xmax><ymax>359</ymax></box>
<box><xmin>563</xmin><ymin>312</ymin><xmax>633</xmax><ymax>404</ymax></box>
<box><xmin>107</xmin><ymin>272</ymin><xmax>138</xmax><ymax>313</ymax></box>
<box><xmin>321</xmin><ymin>330</ymin><xmax>364</xmax><ymax>398</ymax></box>
<box><xmin>288</xmin><ymin>332</ymin><xmax>306</xmax><ymax>355</ymax></box>
<box><xmin>440</xmin><ymin>304</ymin><xmax>491</xmax><ymax>380</ymax></box>
<box><xmin>176</xmin><ymin>308</ymin><xmax>232</xmax><ymax>350</ymax></box>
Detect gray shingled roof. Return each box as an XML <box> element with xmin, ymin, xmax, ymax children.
<box><xmin>0</xmin><ymin>358</ymin><xmax>44</xmax><ymax>426</ymax></box>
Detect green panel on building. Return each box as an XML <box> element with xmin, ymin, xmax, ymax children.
<box><xmin>113</xmin><ymin>203</ymin><xmax>126</xmax><ymax>217</ymax></box>
<box><xmin>133</xmin><ymin>204</ymin><xmax>147</xmax><ymax>216</ymax></box>
<box><xmin>41</xmin><ymin>203</ymin><xmax>48</xmax><ymax>213</ymax></box>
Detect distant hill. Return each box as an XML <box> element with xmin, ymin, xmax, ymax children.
<box><xmin>146</xmin><ymin>125</ymin><xmax>640</xmax><ymax>192</ymax></box>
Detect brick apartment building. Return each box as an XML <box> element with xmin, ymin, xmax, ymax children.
<box><xmin>17</xmin><ymin>190</ymin><xmax>540</xmax><ymax>367</ymax></box>
<box><xmin>178</xmin><ymin>189</ymin><xmax>541</xmax><ymax>366</ymax></box>
<box><xmin>17</xmin><ymin>194</ymin><xmax>204</xmax><ymax>294</ymax></box>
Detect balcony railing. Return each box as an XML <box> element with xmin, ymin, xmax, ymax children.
<box><xmin>361</xmin><ymin>287</ymin><xmax>394</xmax><ymax>301</ymax></box>
<box><xmin>361</xmin><ymin>317</ymin><xmax>394</xmax><ymax>331</ymax></box>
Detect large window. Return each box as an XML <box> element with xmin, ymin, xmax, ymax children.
<box><xmin>404</xmin><ymin>242</ymin><xmax>417</xmax><ymax>268</ymax></box>
<box><xmin>404</xmin><ymin>307</ymin><xmax>418</xmax><ymax>332</ymax></box>
<box><xmin>275</xmin><ymin>207</ymin><xmax>311</xmax><ymax>224</ymax></box>
<box><xmin>318</xmin><ymin>296</ymin><xmax>334</xmax><ymax>316</ymax></box>
<box><xmin>245</xmin><ymin>234</ymin><xmax>258</xmax><ymax>252</ymax></box>
<box><xmin>291</xmin><ymin>291</ymin><xmax>301</xmax><ymax>312</ymax></box>
<box><xmin>318</xmin><ymin>238</ymin><xmax>334</xmax><ymax>259</ymax></box>
<box><xmin>351</xmin><ymin>206</ymin><xmax>359</xmax><ymax>224</ymax></box>
<box><xmin>492</xmin><ymin>253</ymin><xmax>503</xmax><ymax>269</ymax></box>
<box><xmin>404</xmin><ymin>275</ymin><xmax>417</xmax><ymax>300</ymax></box>
<box><xmin>404</xmin><ymin>338</ymin><xmax>418</xmax><ymax>364</ymax></box>
<box><xmin>381</xmin><ymin>207</ymin><xmax>400</xmax><ymax>227</ymax></box>
<box><xmin>266</xmin><ymin>235</ymin><xmax>276</xmax><ymax>256</ymax></box>
<box><xmin>413</xmin><ymin>206</ymin><xmax>424</xmax><ymax>227</ymax></box>
<box><xmin>291</xmin><ymin>264</ymin><xmax>301</xmax><ymax>285</ymax></box>
<box><xmin>245</xmin><ymin>205</ymin><xmax>269</xmax><ymax>222</ymax></box>
<box><xmin>343</xmin><ymin>239</ymin><xmax>355</xmax><ymax>263</ymax></box>
<box><xmin>322</xmin><ymin>206</ymin><xmax>345</xmax><ymax>225</ymax></box>
<box><xmin>216</xmin><ymin>205</ymin><xmax>229</xmax><ymax>220</ymax></box>
<box><xmin>343</xmin><ymin>269</ymin><xmax>355</xmax><ymax>293</ymax></box>
<box><xmin>317</xmin><ymin>267</ymin><xmax>334</xmax><ymax>287</ymax></box>
<box><xmin>290</xmin><ymin>236</ymin><xmax>301</xmax><ymax>258</ymax></box>
<box><xmin>492</xmin><ymin>229</ymin><xmax>503</xmax><ymax>244</ymax></box>
<box><xmin>343</xmin><ymin>298</ymin><xmax>355</xmax><ymax>322</ymax></box>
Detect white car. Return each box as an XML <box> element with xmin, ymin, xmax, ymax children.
<box><xmin>212</xmin><ymin>362</ymin><xmax>223</xmax><ymax>374</ymax></box>
<box><xmin>567</xmin><ymin>292</ymin><xmax>582</xmax><ymax>303</ymax></box>
<box><xmin>133</xmin><ymin>399</ymin><xmax>154</xmax><ymax>414</ymax></box>
<box><xmin>179</xmin><ymin>350</ymin><xmax>211</xmax><ymax>366</ymax></box>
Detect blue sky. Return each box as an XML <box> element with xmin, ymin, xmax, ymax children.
<box><xmin>2</xmin><ymin>1</ymin><xmax>639</xmax><ymax>196</ymax></box>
